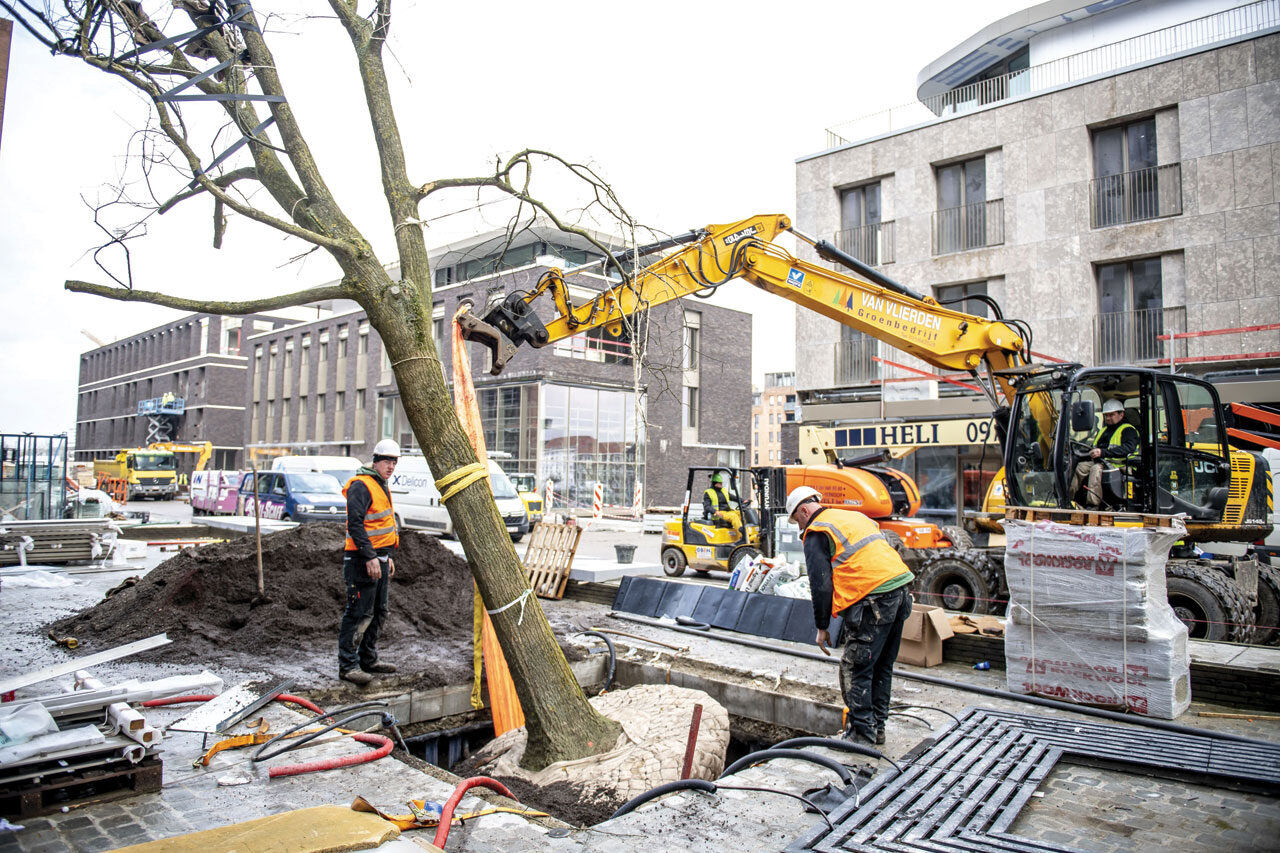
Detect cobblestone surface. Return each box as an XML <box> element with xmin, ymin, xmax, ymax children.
<box><xmin>1009</xmin><ymin>763</ymin><xmax>1280</xmax><ymax>852</ymax></box>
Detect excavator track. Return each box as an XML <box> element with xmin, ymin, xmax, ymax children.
<box><xmin>1253</xmin><ymin>564</ymin><xmax>1280</xmax><ymax>646</ymax></box>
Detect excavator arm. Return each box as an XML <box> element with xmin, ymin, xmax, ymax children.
<box><xmin>460</xmin><ymin>213</ymin><xmax>1027</xmax><ymax>406</ymax></box>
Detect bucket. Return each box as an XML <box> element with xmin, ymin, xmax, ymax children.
<box><xmin>614</xmin><ymin>544</ymin><xmax>637</xmax><ymax>564</ymax></box>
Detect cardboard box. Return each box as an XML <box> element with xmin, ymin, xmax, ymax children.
<box><xmin>896</xmin><ymin>604</ymin><xmax>955</xmax><ymax>667</ymax></box>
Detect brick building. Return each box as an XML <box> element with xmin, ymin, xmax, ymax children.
<box><xmin>793</xmin><ymin>0</ymin><xmax>1280</xmax><ymax>524</ymax></box>
<box><xmin>74</xmin><ymin>312</ymin><xmax>300</xmax><ymax>472</ymax></box>
<box><xmin>751</xmin><ymin>372</ymin><xmax>798</xmax><ymax>466</ymax></box>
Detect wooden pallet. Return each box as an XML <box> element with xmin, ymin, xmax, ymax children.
<box><xmin>0</xmin><ymin>755</ymin><xmax>162</xmax><ymax>819</ymax></box>
<box><xmin>523</xmin><ymin>522</ymin><xmax>582</xmax><ymax>600</ymax></box>
<box><xmin>1004</xmin><ymin>505</ymin><xmax>1181</xmax><ymax>528</ymax></box>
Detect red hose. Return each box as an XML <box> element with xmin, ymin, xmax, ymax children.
<box><xmin>267</xmin><ymin>732</ymin><xmax>393</xmax><ymax>779</ymax></box>
<box><xmin>432</xmin><ymin>777</ymin><xmax>517</xmax><ymax>849</ymax></box>
<box><xmin>276</xmin><ymin>693</ymin><xmax>325</xmax><ymax>714</ymax></box>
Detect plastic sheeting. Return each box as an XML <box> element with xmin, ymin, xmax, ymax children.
<box><xmin>1003</xmin><ymin>518</ymin><xmax>1191</xmax><ymax>720</ymax></box>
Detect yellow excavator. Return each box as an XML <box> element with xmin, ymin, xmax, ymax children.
<box><xmin>460</xmin><ymin>213</ymin><xmax>1274</xmax><ymax>642</ymax></box>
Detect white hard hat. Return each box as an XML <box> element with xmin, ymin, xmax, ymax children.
<box><xmin>786</xmin><ymin>486</ymin><xmax>821</xmax><ymax>519</ymax></box>
<box><xmin>1102</xmin><ymin>399</ymin><xmax>1124</xmax><ymax>415</ymax></box>
<box><xmin>373</xmin><ymin>439</ymin><xmax>401</xmax><ymax>458</ymax></box>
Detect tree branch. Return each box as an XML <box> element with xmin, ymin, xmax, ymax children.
<box><xmin>157</xmin><ymin>166</ymin><xmax>259</xmax><ymax>214</ymax></box>
<box><xmin>65</xmin><ymin>279</ymin><xmax>351</xmax><ymax>315</ymax></box>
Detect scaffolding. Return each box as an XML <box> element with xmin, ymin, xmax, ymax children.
<box><xmin>0</xmin><ymin>434</ymin><xmax>69</xmax><ymax>520</ymax></box>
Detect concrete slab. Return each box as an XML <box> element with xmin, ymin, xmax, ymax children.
<box><xmin>1224</xmin><ymin>645</ymin><xmax>1280</xmax><ymax>673</ymax></box>
<box><xmin>1189</xmin><ymin>640</ymin><xmax>1251</xmax><ymax>666</ymax></box>
<box><xmin>567</xmin><ymin>557</ymin><xmax>664</xmax><ymax>583</ymax></box>
<box><xmin>194</xmin><ymin>516</ymin><xmax>297</xmax><ymax>534</ymax></box>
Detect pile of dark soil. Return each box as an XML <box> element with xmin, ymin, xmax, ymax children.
<box><xmin>493</xmin><ymin>775</ymin><xmax>623</xmax><ymax>828</ymax></box>
<box><xmin>48</xmin><ymin>524</ymin><xmax>476</xmax><ymax>683</ymax></box>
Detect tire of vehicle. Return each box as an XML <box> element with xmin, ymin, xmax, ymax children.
<box><xmin>939</xmin><ymin>524</ymin><xmax>973</xmax><ymax>549</ymax></box>
<box><xmin>662</xmin><ymin>547</ymin><xmax>687</xmax><ymax>577</ymax></box>
<box><xmin>280</xmin><ymin>514</ymin><xmax>291</xmax><ymax>522</ymax></box>
<box><xmin>510</xmin><ymin>533</ymin><xmax>524</xmax><ymax>543</ymax></box>
<box><xmin>728</xmin><ymin>546</ymin><xmax>762</xmax><ymax>578</ymax></box>
<box><xmin>1165</xmin><ymin>561</ymin><xmax>1255</xmax><ymax>643</ymax></box>
<box><xmin>1252</xmin><ymin>564</ymin><xmax>1280</xmax><ymax>646</ymax></box>
<box><xmin>912</xmin><ymin>552</ymin><xmax>997</xmax><ymax>615</ymax></box>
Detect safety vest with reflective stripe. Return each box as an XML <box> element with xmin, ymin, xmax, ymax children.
<box><xmin>703</xmin><ymin>487</ymin><xmax>733</xmax><ymax>510</ymax></box>
<box><xmin>343</xmin><ymin>474</ymin><xmax>399</xmax><ymax>551</ymax></box>
<box><xmin>801</xmin><ymin>508</ymin><xmax>909</xmax><ymax>615</ymax></box>
<box><xmin>1098</xmin><ymin>422</ymin><xmax>1140</xmax><ymax>463</ymax></box>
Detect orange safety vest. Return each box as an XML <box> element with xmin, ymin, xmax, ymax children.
<box><xmin>343</xmin><ymin>474</ymin><xmax>399</xmax><ymax>552</ymax></box>
<box><xmin>801</xmin><ymin>508</ymin><xmax>908</xmax><ymax>616</ymax></box>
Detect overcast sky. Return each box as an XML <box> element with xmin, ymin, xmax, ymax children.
<box><xmin>0</xmin><ymin>0</ymin><xmax>1029</xmax><ymax>437</ymax></box>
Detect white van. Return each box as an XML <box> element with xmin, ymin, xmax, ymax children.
<box><xmin>271</xmin><ymin>455</ymin><xmax>363</xmax><ymax>488</ymax></box>
<box><xmin>389</xmin><ymin>455</ymin><xmax>529</xmax><ymax>541</ymax></box>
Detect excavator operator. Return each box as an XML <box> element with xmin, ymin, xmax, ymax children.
<box><xmin>1069</xmin><ymin>398</ymin><xmax>1139</xmax><ymax>508</ymax></box>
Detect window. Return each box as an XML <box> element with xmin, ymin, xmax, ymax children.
<box><xmin>935</xmin><ymin>156</ymin><xmax>996</xmax><ymax>253</ymax></box>
<box><xmin>319</xmin><ymin>340</ymin><xmax>328</xmax><ymax>362</ymax></box>
<box><xmin>358</xmin><ymin>328</ymin><xmax>369</xmax><ymax>354</ymax></box>
<box><xmin>683</xmin><ymin>386</ymin><xmax>699</xmax><ymax>429</ymax></box>
<box><xmin>754</xmin><ymin>414</ymin><xmax>760</xmax><ymax>427</ymax></box>
<box><xmin>839</xmin><ymin>182</ymin><xmax>887</xmax><ymax>264</ymax></box>
<box><xmin>435</xmin><ymin>267</ymin><xmax>454</xmax><ymax>286</ymax></box>
<box><xmin>682</xmin><ymin>311</ymin><xmax>701</xmax><ymax>370</ymax></box>
<box><xmin>378</xmin><ymin>397</ymin><xmax>396</xmax><ymax>439</ymax></box>
<box><xmin>317</xmin><ymin>393</ymin><xmax>326</xmax><ymax>413</ymax></box>
<box><xmin>1092</xmin><ymin>117</ymin><xmax>1163</xmax><ymax>226</ymax></box>
<box><xmin>337</xmin><ymin>336</ymin><xmax>348</xmax><ymax>358</ymax></box>
<box><xmin>837</xmin><ymin>324</ymin><xmax>878</xmax><ymax>384</ymax></box>
<box><xmin>356</xmin><ymin>389</ymin><xmax>366</xmax><ymax>410</ymax></box>
<box><xmin>1096</xmin><ymin>258</ymin><xmax>1164</xmax><ymax>364</ymax></box>
<box><xmin>935</xmin><ymin>281</ymin><xmax>989</xmax><ymax>318</ymax></box>
<box><xmin>224</xmin><ymin>327</ymin><xmax>241</xmax><ymax>356</ymax></box>
<box><xmin>336</xmin><ymin>391</ymin><xmax>345</xmax><ymax>410</ymax></box>
<box><xmin>283</xmin><ymin>342</ymin><xmax>293</xmax><ymax>370</ymax></box>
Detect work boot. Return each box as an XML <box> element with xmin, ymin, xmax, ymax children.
<box><xmin>340</xmin><ymin>669</ymin><xmax>374</xmax><ymax>686</ymax></box>
<box><xmin>841</xmin><ymin>727</ymin><xmax>878</xmax><ymax>747</ymax></box>
<box><xmin>365</xmin><ymin>661</ymin><xmax>397</xmax><ymax>674</ymax></box>
<box><xmin>875</xmin><ymin>725</ymin><xmax>886</xmax><ymax>746</ymax></box>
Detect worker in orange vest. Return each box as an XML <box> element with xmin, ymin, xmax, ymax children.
<box><xmin>789</xmin><ymin>485</ymin><xmax>915</xmax><ymax>747</ymax></box>
<box><xmin>338</xmin><ymin>439</ymin><xmax>401</xmax><ymax>686</ymax></box>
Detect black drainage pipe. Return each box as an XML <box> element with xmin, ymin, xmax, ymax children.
<box><xmin>719</xmin><ymin>748</ymin><xmax>854</xmax><ymax>785</ymax></box>
<box><xmin>578</xmin><ymin>630</ymin><xmax>617</xmax><ymax>696</ymax></box>
<box><xmin>606</xmin><ymin>611</ymin><xmax>1277</xmax><ymax>748</ymax></box>
<box><xmin>770</xmin><ymin>736</ymin><xmax>903</xmax><ymax>776</ymax></box>
<box><xmin>609</xmin><ymin>779</ymin><xmax>716</xmax><ymax>819</ymax></box>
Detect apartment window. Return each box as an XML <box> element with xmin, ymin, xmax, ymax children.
<box><xmin>337</xmin><ymin>336</ymin><xmax>348</xmax><ymax>358</ymax></box>
<box><xmin>839</xmin><ymin>181</ymin><xmax>891</xmax><ymax>264</ymax></box>
<box><xmin>336</xmin><ymin>391</ymin><xmax>345</xmax><ymax>410</ymax></box>
<box><xmin>1096</xmin><ymin>258</ymin><xmax>1164</xmax><ymax>364</ymax></box>
<box><xmin>837</xmin><ymin>324</ymin><xmax>879</xmax><ymax>384</ymax></box>
<box><xmin>683</xmin><ymin>386</ymin><xmax>699</xmax><ymax>429</ymax></box>
<box><xmin>934</xmin><ymin>156</ymin><xmax>1001</xmax><ymax>253</ymax></box>
<box><xmin>283</xmin><ymin>342</ymin><xmax>293</xmax><ymax>370</ymax></box>
<box><xmin>224</xmin><ymin>327</ymin><xmax>241</xmax><ymax>356</ymax></box>
<box><xmin>754</xmin><ymin>414</ymin><xmax>759</xmax><ymax>428</ymax></box>
<box><xmin>378</xmin><ymin>397</ymin><xmax>396</xmax><ymax>439</ymax></box>
<box><xmin>358</xmin><ymin>321</ymin><xmax>369</xmax><ymax>354</ymax></box>
<box><xmin>435</xmin><ymin>267</ymin><xmax>454</xmax><ymax>286</ymax></box>
<box><xmin>317</xmin><ymin>393</ymin><xmax>326</xmax><ymax>413</ymax></box>
<box><xmin>356</xmin><ymin>389</ymin><xmax>366</xmax><ymax>410</ymax></box>
<box><xmin>432</xmin><ymin>314</ymin><xmax>445</xmax><ymax>354</ymax></box>
<box><xmin>319</xmin><ymin>340</ymin><xmax>328</xmax><ymax>362</ymax></box>
<box><xmin>935</xmin><ymin>281</ymin><xmax>989</xmax><ymax>318</ymax></box>
<box><xmin>1091</xmin><ymin>117</ymin><xmax>1176</xmax><ymax>226</ymax></box>
<box><xmin>682</xmin><ymin>311</ymin><xmax>701</xmax><ymax>370</ymax></box>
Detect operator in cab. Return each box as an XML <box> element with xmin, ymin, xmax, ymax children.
<box><xmin>1069</xmin><ymin>399</ymin><xmax>1138</xmax><ymax>508</ymax></box>
<box><xmin>789</xmin><ymin>486</ymin><xmax>914</xmax><ymax>747</ymax></box>
<box><xmin>701</xmin><ymin>471</ymin><xmax>739</xmax><ymax>522</ymax></box>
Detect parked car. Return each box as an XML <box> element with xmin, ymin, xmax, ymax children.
<box><xmin>271</xmin><ymin>455</ymin><xmax>362</xmax><ymax>488</ymax></box>
<box><xmin>238</xmin><ymin>471</ymin><xmax>346</xmax><ymax>522</ymax></box>
<box><xmin>389</xmin><ymin>456</ymin><xmax>529</xmax><ymax>541</ymax></box>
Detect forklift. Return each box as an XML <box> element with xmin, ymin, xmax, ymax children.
<box><xmin>660</xmin><ymin>466</ymin><xmax>788</xmax><ymax>577</ymax></box>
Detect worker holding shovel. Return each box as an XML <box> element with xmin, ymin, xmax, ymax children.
<box><xmin>338</xmin><ymin>439</ymin><xmax>402</xmax><ymax>686</ymax></box>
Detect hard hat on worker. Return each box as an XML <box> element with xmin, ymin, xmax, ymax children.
<box><xmin>372</xmin><ymin>439</ymin><xmax>401</xmax><ymax>460</ymax></box>
<box><xmin>710</xmin><ymin>471</ymin><xmax>725</xmax><ymax>485</ymax></box>
<box><xmin>1102</xmin><ymin>399</ymin><xmax>1124</xmax><ymax>415</ymax></box>
<box><xmin>786</xmin><ymin>486</ymin><xmax>821</xmax><ymax>519</ymax></box>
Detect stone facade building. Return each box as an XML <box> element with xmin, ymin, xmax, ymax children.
<box><xmin>793</xmin><ymin>0</ymin><xmax>1280</xmax><ymax>524</ymax></box>
<box><xmin>244</xmin><ymin>224</ymin><xmax>752</xmax><ymax>507</ymax></box>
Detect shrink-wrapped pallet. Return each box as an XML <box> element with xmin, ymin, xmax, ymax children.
<box><xmin>1003</xmin><ymin>518</ymin><xmax>1191</xmax><ymax>719</ymax></box>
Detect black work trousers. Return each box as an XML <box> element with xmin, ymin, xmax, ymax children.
<box><xmin>838</xmin><ymin>585</ymin><xmax>913</xmax><ymax>740</ymax></box>
<box><xmin>338</xmin><ymin>551</ymin><xmax>391</xmax><ymax>674</ymax></box>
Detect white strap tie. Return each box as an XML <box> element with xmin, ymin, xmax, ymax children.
<box><xmin>486</xmin><ymin>588</ymin><xmax>533</xmax><ymax>625</ymax></box>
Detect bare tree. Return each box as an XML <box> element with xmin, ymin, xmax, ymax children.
<box><xmin>6</xmin><ymin>0</ymin><xmax>624</xmax><ymax>770</ymax></box>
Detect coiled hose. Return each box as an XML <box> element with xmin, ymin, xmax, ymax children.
<box><xmin>252</xmin><ymin>701</ymin><xmax>392</xmax><ymax>763</ymax></box>
<box><xmin>578</xmin><ymin>630</ymin><xmax>616</xmax><ymax>696</ymax></box>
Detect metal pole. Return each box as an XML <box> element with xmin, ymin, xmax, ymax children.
<box><xmin>251</xmin><ymin>466</ymin><xmax>264</xmax><ymax>598</ymax></box>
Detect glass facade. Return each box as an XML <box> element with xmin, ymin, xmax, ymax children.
<box><xmin>540</xmin><ymin>383</ymin><xmax>645</xmax><ymax>508</ymax></box>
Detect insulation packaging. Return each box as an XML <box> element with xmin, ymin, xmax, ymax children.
<box><xmin>1003</xmin><ymin>518</ymin><xmax>1191</xmax><ymax>719</ymax></box>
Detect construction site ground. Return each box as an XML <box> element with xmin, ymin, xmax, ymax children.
<box><xmin>1</xmin><ymin>509</ymin><xmax>1278</xmax><ymax>852</ymax></box>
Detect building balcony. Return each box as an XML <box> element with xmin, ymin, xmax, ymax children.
<box><xmin>835</xmin><ymin>220</ymin><xmax>896</xmax><ymax>265</ymax></box>
<box><xmin>833</xmin><ymin>337</ymin><xmax>880</xmax><ymax>386</ymax></box>
<box><xmin>931</xmin><ymin>199</ymin><xmax>1004</xmax><ymax>256</ymax></box>
<box><xmin>1093</xmin><ymin>306</ymin><xmax>1187</xmax><ymax>366</ymax></box>
<box><xmin>1090</xmin><ymin>164</ymin><xmax>1182</xmax><ymax>228</ymax></box>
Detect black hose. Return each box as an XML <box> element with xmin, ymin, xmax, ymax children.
<box><xmin>609</xmin><ymin>779</ymin><xmax>717</xmax><ymax>819</ymax></box>
<box><xmin>606</xmin><ymin>611</ymin><xmax>1277</xmax><ymax>747</ymax></box>
<box><xmin>891</xmin><ymin>703</ymin><xmax>961</xmax><ymax>724</ymax></box>
<box><xmin>719</xmin><ymin>748</ymin><xmax>853</xmax><ymax>786</ymax></box>
<box><xmin>252</xmin><ymin>701</ymin><xmax>391</xmax><ymax>763</ymax></box>
<box><xmin>675</xmin><ymin>616</ymin><xmax>710</xmax><ymax>630</ymax></box>
<box><xmin>715</xmin><ymin>783</ymin><xmax>835</xmax><ymax>831</ymax></box>
<box><xmin>579</xmin><ymin>630</ymin><xmax>616</xmax><ymax>696</ymax></box>
<box><xmin>769</xmin><ymin>736</ymin><xmax>902</xmax><ymax>776</ymax></box>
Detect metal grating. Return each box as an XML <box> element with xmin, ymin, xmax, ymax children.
<box><xmin>787</xmin><ymin>707</ymin><xmax>1280</xmax><ymax>852</ymax></box>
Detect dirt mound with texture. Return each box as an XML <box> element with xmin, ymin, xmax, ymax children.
<box><xmin>49</xmin><ymin>524</ymin><xmax>476</xmax><ymax>682</ymax></box>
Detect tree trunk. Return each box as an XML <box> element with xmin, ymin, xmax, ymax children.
<box><xmin>358</xmin><ymin>270</ymin><xmax>621</xmax><ymax>770</ymax></box>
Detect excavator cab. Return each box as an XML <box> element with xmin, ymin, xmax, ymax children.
<box><xmin>1004</xmin><ymin>366</ymin><xmax>1234</xmax><ymax>520</ymax></box>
